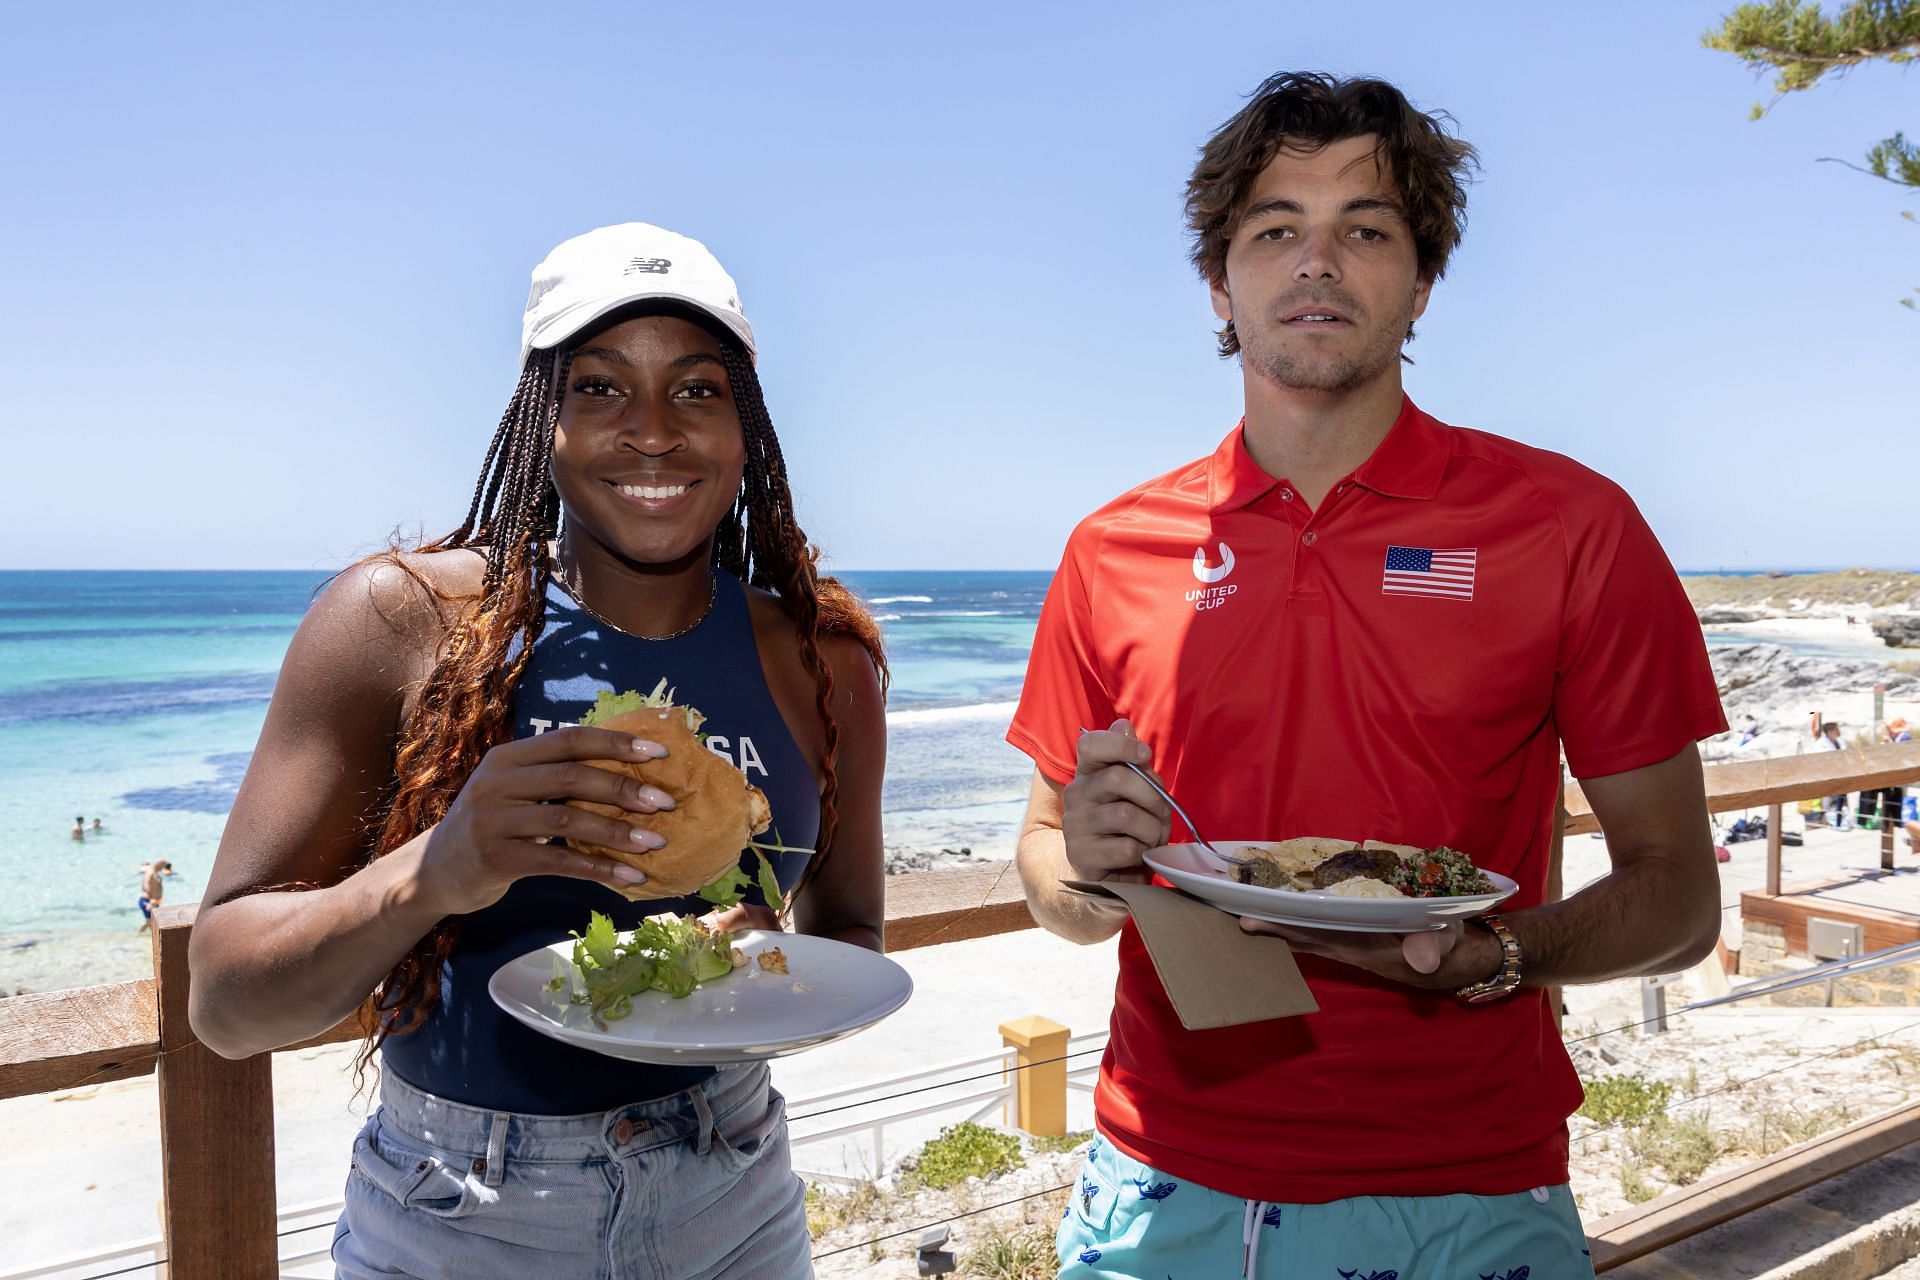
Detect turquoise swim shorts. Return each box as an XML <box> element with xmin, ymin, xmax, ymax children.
<box><xmin>1057</xmin><ymin>1136</ymin><xmax>1594</xmax><ymax>1279</ymax></box>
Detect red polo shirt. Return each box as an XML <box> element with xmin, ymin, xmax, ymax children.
<box><xmin>1007</xmin><ymin>396</ymin><xmax>1725</xmax><ymax>1202</ymax></box>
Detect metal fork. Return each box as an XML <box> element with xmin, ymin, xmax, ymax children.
<box><xmin>1077</xmin><ymin>727</ymin><xmax>1252</xmax><ymax>869</ymax></box>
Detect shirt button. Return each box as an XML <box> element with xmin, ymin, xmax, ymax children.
<box><xmin>1302</xmin><ymin>531</ymin><xmax>1318</xmax><ymax>547</ymax></box>
<box><xmin>1279</xmin><ymin>487</ymin><xmax>1294</xmax><ymax>501</ymax></box>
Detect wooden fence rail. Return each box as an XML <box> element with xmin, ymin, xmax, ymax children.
<box><xmin>2</xmin><ymin>742</ymin><xmax>1918</xmax><ymax>1276</ymax></box>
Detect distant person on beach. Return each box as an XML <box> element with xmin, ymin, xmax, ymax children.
<box><xmin>1009</xmin><ymin>73</ymin><xmax>1723</xmax><ymax>1278</ymax></box>
<box><xmin>1819</xmin><ymin>720</ymin><xmax>1852</xmax><ymax>829</ymax></box>
<box><xmin>136</xmin><ymin>860</ymin><xmax>171</xmax><ymax>932</ymax></box>
<box><xmin>90</xmin><ymin>817</ymin><xmax>103</xmax><ymax>834</ymax></box>
<box><xmin>1864</xmin><ymin>717</ymin><xmax>1912</xmax><ymax>836</ymax></box>
<box><xmin>70</xmin><ymin>816</ymin><xmax>84</xmax><ymax>843</ymax></box>
<box><xmin>1740</xmin><ymin>719</ymin><xmax>1762</xmax><ymax>746</ymax></box>
<box><xmin>187</xmin><ymin>224</ymin><xmax>888</xmax><ymax>1277</ymax></box>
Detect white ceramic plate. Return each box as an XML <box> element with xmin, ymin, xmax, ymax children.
<box><xmin>1143</xmin><ymin>842</ymin><xmax>1518</xmax><ymax>934</ymax></box>
<box><xmin>489</xmin><ymin>929</ymin><xmax>914</xmax><ymax>1065</ymax></box>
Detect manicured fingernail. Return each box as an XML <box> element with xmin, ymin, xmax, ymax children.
<box><xmin>1135</xmin><ymin>742</ymin><xmax>1151</xmax><ymax>761</ymax></box>
<box><xmin>613</xmin><ymin>865</ymin><xmax>647</xmax><ymax>884</ymax></box>
<box><xmin>632</xmin><ymin>738</ymin><xmax>667</xmax><ymax>758</ymax></box>
<box><xmin>640</xmin><ymin>787</ymin><xmax>675</xmax><ymax>811</ymax></box>
<box><xmin>629</xmin><ymin>828</ymin><xmax>665</xmax><ymax>849</ymax></box>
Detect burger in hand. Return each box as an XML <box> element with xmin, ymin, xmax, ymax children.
<box><xmin>564</xmin><ymin>682</ymin><xmax>777</xmax><ymax>903</ymax></box>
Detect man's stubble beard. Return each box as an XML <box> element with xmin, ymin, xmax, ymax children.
<box><xmin>1242</xmin><ymin>298</ymin><xmax>1414</xmax><ymax>394</ymax></box>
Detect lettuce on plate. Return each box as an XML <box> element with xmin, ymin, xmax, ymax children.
<box><xmin>568</xmin><ymin>909</ymin><xmax>740</xmax><ymax>1022</ymax></box>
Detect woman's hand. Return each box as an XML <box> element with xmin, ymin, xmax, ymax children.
<box><xmin>702</xmin><ymin>902</ymin><xmax>783</xmax><ymax>934</ymax></box>
<box><xmin>411</xmin><ymin>726</ymin><xmax>678</xmax><ymax>916</ymax></box>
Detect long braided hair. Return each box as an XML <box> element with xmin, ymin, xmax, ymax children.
<box><xmin>353</xmin><ymin>323</ymin><xmax>887</xmax><ymax>1074</ymax></box>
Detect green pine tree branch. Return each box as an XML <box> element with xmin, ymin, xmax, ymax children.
<box><xmin>1866</xmin><ymin>132</ymin><xmax>1920</xmax><ymax>184</ymax></box>
<box><xmin>1704</xmin><ymin>1</ymin><xmax>1920</xmax><ymax>308</ymax></box>
<box><xmin>1704</xmin><ymin>0</ymin><xmax>1920</xmax><ymax>98</ymax></box>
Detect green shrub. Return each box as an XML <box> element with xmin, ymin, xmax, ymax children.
<box><xmin>1734</xmin><ymin>1101</ymin><xmax>1858</xmax><ymax>1158</ymax></box>
<box><xmin>1628</xmin><ymin>1114</ymin><xmax>1719</xmax><ymax>1186</ymax></box>
<box><xmin>963</xmin><ymin>1221</ymin><xmax>1058</xmax><ymax>1279</ymax></box>
<box><xmin>1027</xmin><ymin>1129</ymin><xmax>1095</xmax><ymax>1156</ymax></box>
<box><xmin>1578</xmin><ymin>1074</ymin><xmax>1674</xmax><ymax>1127</ymax></box>
<box><xmin>904</xmin><ymin>1122</ymin><xmax>1025</xmax><ymax>1190</ymax></box>
<box><xmin>1619</xmin><ymin>1159</ymin><xmax>1660</xmax><ymax>1204</ymax></box>
<box><xmin>803</xmin><ymin>1180</ymin><xmax>884</xmax><ymax>1238</ymax></box>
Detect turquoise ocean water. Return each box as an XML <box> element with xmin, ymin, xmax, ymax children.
<box><xmin>0</xmin><ymin>570</ymin><xmax>1046</xmax><ymax>950</ymax></box>
<box><xmin>0</xmin><ymin>567</ymin><xmax>1898</xmax><ymax>978</ymax></box>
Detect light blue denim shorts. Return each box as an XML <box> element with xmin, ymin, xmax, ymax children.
<box><xmin>331</xmin><ymin>1061</ymin><xmax>811</xmax><ymax>1279</ymax></box>
<box><xmin>1058</xmin><ymin>1136</ymin><xmax>1594</xmax><ymax>1279</ymax></box>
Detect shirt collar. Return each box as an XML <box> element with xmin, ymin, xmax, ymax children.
<box><xmin>1204</xmin><ymin>419</ymin><xmax>1280</xmax><ymax>514</ymax></box>
<box><xmin>1205</xmin><ymin>395</ymin><xmax>1452</xmax><ymax>514</ymax></box>
<box><xmin>1351</xmin><ymin>396</ymin><xmax>1452</xmax><ymax>500</ymax></box>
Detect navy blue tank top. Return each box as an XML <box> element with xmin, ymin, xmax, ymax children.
<box><xmin>381</xmin><ymin>568</ymin><xmax>820</xmax><ymax>1114</ymax></box>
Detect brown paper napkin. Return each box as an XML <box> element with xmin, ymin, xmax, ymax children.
<box><xmin>1063</xmin><ymin>880</ymin><xmax>1317</xmax><ymax>1028</ymax></box>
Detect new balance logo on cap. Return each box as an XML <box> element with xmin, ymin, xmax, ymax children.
<box><xmin>519</xmin><ymin>223</ymin><xmax>756</xmax><ymax>371</ymax></box>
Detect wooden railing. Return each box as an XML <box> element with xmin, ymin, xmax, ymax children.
<box><xmin>3</xmin><ymin>742</ymin><xmax>1919</xmax><ymax>1277</ymax></box>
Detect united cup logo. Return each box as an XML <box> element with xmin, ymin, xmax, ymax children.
<box><xmin>1186</xmin><ymin>543</ymin><xmax>1237</xmax><ymax>612</ymax></box>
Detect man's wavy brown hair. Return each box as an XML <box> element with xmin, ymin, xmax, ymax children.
<box><xmin>352</xmin><ymin>317</ymin><xmax>886</xmax><ymax>1075</ymax></box>
<box><xmin>1185</xmin><ymin>71</ymin><xmax>1478</xmax><ymax>357</ymax></box>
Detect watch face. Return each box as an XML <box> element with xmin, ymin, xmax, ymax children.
<box><xmin>1463</xmin><ymin>981</ymin><xmax>1517</xmax><ymax>1004</ymax></box>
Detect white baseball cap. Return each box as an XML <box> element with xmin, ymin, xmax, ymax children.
<box><xmin>518</xmin><ymin>223</ymin><xmax>754</xmax><ymax>371</ymax></box>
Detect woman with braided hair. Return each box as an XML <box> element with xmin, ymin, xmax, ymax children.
<box><xmin>188</xmin><ymin>224</ymin><xmax>887</xmax><ymax>1279</ymax></box>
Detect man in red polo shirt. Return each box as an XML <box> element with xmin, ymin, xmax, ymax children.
<box><xmin>1008</xmin><ymin>72</ymin><xmax>1725</xmax><ymax>1278</ymax></box>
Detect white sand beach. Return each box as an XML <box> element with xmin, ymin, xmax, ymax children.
<box><xmin>1707</xmin><ymin>614</ymin><xmax>1894</xmax><ymax>648</ymax></box>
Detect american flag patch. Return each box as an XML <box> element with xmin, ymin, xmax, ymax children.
<box><xmin>1381</xmin><ymin>546</ymin><xmax>1477</xmax><ymax>600</ymax></box>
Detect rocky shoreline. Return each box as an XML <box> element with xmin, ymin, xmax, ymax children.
<box><xmin>1688</xmin><ymin>572</ymin><xmax>1920</xmax><ymax>759</ymax></box>
<box><xmin>1685</xmin><ymin>570</ymin><xmax>1920</xmax><ymax>649</ymax></box>
<box><xmin>884</xmin><ymin>843</ymin><xmax>991</xmax><ymax>875</ymax></box>
<box><xmin>1708</xmin><ymin>642</ymin><xmax>1919</xmax><ymax>742</ymax></box>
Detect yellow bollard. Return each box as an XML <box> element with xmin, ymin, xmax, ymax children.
<box><xmin>1000</xmin><ymin>1014</ymin><xmax>1070</xmax><ymax>1136</ymax></box>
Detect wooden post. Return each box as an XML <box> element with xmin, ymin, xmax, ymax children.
<box><xmin>1766</xmin><ymin>802</ymin><xmax>1783</xmax><ymax>898</ymax></box>
<box><xmin>153</xmin><ymin>905</ymin><xmax>279</xmax><ymax>1278</ymax></box>
<box><xmin>999</xmin><ymin>1015</ymin><xmax>1069</xmax><ymax>1137</ymax></box>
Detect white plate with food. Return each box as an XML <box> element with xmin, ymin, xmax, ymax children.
<box><xmin>490</xmin><ymin>924</ymin><xmax>914</xmax><ymax>1065</ymax></box>
<box><xmin>1144</xmin><ymin>837</ymin><xmax>1517</xmax><ymax>933</ymax></box>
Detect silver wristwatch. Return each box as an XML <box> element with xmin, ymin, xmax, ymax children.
<box><xmin>1454</xmin><ymin>913</ymin><xmax>1523</xmax><ymax>1004</ymax></box>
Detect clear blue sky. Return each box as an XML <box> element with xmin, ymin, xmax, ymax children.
<box><xmin>3</xmin><ymin>3</ymin><xmax>1913</xmax><ymax>573</ymax></box>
